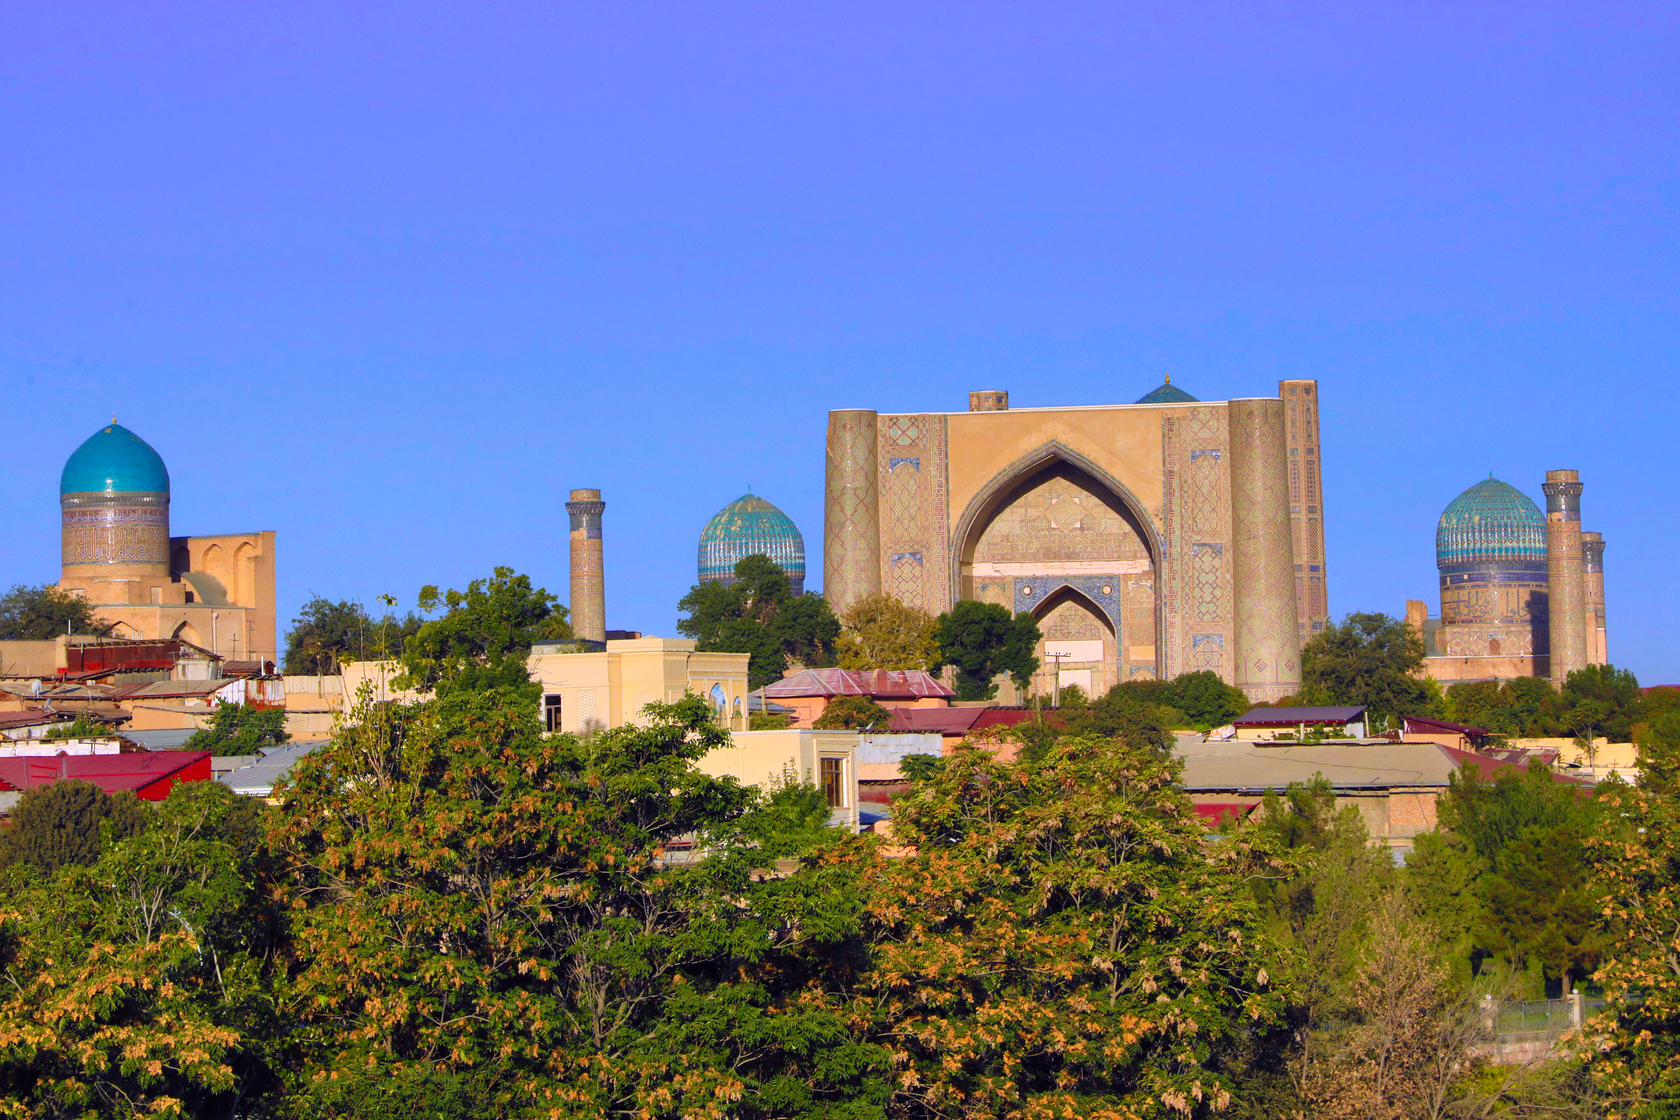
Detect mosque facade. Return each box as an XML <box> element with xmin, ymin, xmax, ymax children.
<box><xmin>823</xmin><ymin>380</ymin><xmax>1330</xmax><ymax>701</ymax></box>
<box><xmin>56</xmin><ymin>423</ymin><xmax>278</xmax><ymax>663</ymax></box>
<box><xmin>698</xmin><ymin>492</ymin><xmax>807</xmax><ymax>596</ymax></box>
<box><xmin>1407</xmin><ymin>470</ymin><xmax>1607</xmax><ymax>685</ymax></box>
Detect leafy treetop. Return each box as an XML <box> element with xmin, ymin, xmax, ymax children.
<box><xmin>930</xmin><ymin>599</ymin><xmax>1040</xmax><ymax>701</ymax></box>
<box><xmin>677</xmin><ymin>555</ymin><xmax>839</xmax><ymax>689</ymax></box>
<box><xmin>0</xmin><ymin>583</ymin><xmax>114</xmax><ymax>641</ymax></box>
<box><xmin>834</xmin><ymin>592</ymin><xmax>939</xmax><ymax>671</ymax></box>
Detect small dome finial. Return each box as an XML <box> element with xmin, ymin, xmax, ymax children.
<box><xmin>1164</xmin><ymin>373</ymin><xmax>1170</xmax><ymax>384</ymax></box>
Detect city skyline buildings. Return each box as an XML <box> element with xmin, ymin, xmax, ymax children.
<box><xmin>1</xmin><ymin>3</ymin><xmax>1675</xmax><ymax>681</ymax></box>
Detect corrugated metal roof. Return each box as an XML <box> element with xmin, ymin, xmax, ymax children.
<box><xmin>218</xmin><ymin>740</ymin><xmax>319</xmax><ymax>797</ymax></box>
<box><xmin>0</xmin><ymin>751</ymin><xmax>210</xmax><ymax>794</ymax></box>
<box><xmin>888</xmin><ymin>707</ymin><xmax>986</xmax><ymax>734</ymax></box>
<box><xmin>1233</xmin><ymin>705</ymin><xmax>1367</xmax><ymax>726</ymax></box>
<box><xmin>764</xmin><ymin>668</ymin><xmax>955</xmax><ymax>700</ymax></box>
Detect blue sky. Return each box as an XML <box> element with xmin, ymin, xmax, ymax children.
<box><xmin>3</xmin><ymin>2</ymin><xmax>1676</xmax><ymax>680</ymax></box>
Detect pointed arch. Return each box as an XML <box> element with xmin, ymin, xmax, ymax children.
<box><xmin>950</xmin><ymin>440</ymin><xmax>1162</xmax><ymax>579</ymax></box>
<box><xmin>949</xmin><ymin>440</ymin><xmax>1165</xmax><ymax>679</ymax></box>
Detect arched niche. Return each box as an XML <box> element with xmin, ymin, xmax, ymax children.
<box><xmin>1030</xmin><ymin>583</ymin><xmax>1118</xmax><ymax>699</ymax></box>
<box><xmin>950</xmin><ymin>441</ymin><xmax>1164</xmax><ymax>678</ymax></box>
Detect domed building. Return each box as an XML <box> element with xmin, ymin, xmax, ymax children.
<box><xmin>56</xmin><ymin>422</ymin><xmax>278</xmax><ymax>664</ymax></box>
<box><xmin>698</xmin><ymin>491</ymin><xmax>806</xmax><ymax>595</ymax></box>
<box><xmin>1133</xmin><ymin>375</ymin><xmax>1199</xmax><ymax>405</ymax></box>
<box><xmin>1407</xmin><ymin>473</ymin><xmax>1608</xmax><ymax>684</ymax></box>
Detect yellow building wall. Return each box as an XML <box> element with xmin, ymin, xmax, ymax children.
<box><xmin>692</xmin><ymin>728</ymin><xmax>860</xmax><ymax>832</ymax></box>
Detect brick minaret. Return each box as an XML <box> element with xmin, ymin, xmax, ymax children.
<box><xmin>1582</xmin><ymin>531</ymin><xmax>1608</xmax><ymax>666</ymax></box>
<box><xmin>566</xmin><ymin>488</ymin><xmax>606</xmax><ymax>643</ymax></box>
<box><xmin>1542</xmin><ymin>470</ymin><xmax>1587</xmax><ymax>685</ymax></box>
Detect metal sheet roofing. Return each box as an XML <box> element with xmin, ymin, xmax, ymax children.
<box><xmin>0</xmin><ymin>751</ymin><xmax>210</xmax><ymax>794</ymax></box>
<box><xmin>764</xmin><ymin>668</ymin><xmax>956</xmax><ymax>700</ymax></box>
<box><xmin>1233</xmin><ymin>705</ymin><xmax>1367</xmax><ymax>726</ymax></box>
<box><xmin>218</xmin><ymin>740</ymin><xmax>320</xmax><ymax>798</ymax></box>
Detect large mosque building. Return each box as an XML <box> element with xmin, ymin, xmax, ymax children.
<box><xmin>824</xmin><ymin>380</ymin><xmax>1329</xmax><ymax>701</ymax></box>
<box><xmin>56</xmin><ymin>423</ymin><xmax>278</xmax><ymax>662</ymax></box>
<box><xmin>1407</xmin><ymin>470</ymin><xmax>1607</xmax><ymax>685</ymax></box>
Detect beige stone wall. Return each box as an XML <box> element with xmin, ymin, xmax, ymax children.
<box><xmin>692</xmin><ymin>729</ymin><xmax>860</xmax><ymax>832</ymax></box>
<box><xmin>529</xmin><ymin>638</ymin><xmax>750</xmax><ymax>733</ymax></box>
<box><xmin>1422</xmin><ymin>653</ymin><xmax>1550</xmax><ymax>683</ymax></box>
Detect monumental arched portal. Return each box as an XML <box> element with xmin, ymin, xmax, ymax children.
<box><xmin>823</xmin><ymin>382</ymin><xmax>1329</xmax><ymax>701</ymax></box>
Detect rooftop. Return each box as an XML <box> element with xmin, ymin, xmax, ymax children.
<box><xmin>764</xmin><ymin>668</ymin><xmax>956</xmax><ymax>701</ymax></box>
<box><xmin>1233</xmin><ymin>705</ymin><xmax>1367</xmax><ymax>726</ymax></box>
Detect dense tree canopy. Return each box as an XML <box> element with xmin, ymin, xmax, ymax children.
<box><xmin>404</xmin><ymin>565</ymin><xmax>571</xmax><ymax>694</ymax></box>
<box><xmin>0</xmin><ymin>582</ymin><xmax>114</xmax><ymax>641</ymax></box>
<box><xmin>930</xmin><ymin>599</ymin><xmax>1040</xmax><ymax>700</ymax></box>
<box><xmin>282</xmin><ymin>596</ymin><xmax>424</xmax><ymax>674</ymax></box>
<box><xmin>845</xmin><ymin>733</ymin><xmax>1285</xmax><ymax>1116</ymax></box>
<box><xmin>677</xmin><ymin>555</ymin><xmax>839</xmax><ymax>689</ymax></box>
<box><xmin>183</xmin><ymin>700</ymin><xmax>292</xmax><ymax>755</ymax></box>
<box><xmin>1299</xmin><ymin>611</ymin><xmax>1435</xmax><ymax>725</ymax></box>
<box><xmin>0</xmin><ymin>780</ymin><xmax>149</xmax><ymax>873</ymax></box>
<box><xmin>834</xmin><ymin>592</ymin><xmax>939</xmax><ymax>670</ymax></box>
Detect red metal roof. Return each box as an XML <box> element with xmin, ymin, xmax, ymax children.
<box><xmin>888</xmin><ymin>707</ymin><xmax>987</xmax><ymax>735</ymax></box>
<box><xmin>0</xmin><ymin>751</ymin><xmax>211</xmax><ymax>800</ymax></box>
<box><xmin>764</xmin><ymin>668</ymin><xmax>956</xmax><ymax>700</ymax></box>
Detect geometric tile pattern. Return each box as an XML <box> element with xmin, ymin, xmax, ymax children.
<box><xmin>876</xmin><ymin>414</ymin><xmax>950</xmax><ymax>613</ymax></box>
<box><xmin>823</xmin><ymin>411</ymin><xmax>882</xmax><ymax>613</ymax></box>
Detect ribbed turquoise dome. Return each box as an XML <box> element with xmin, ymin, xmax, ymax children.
<box><xmin>1135</xmin><ymin>379</ymin><xmax>1198</xmax><ymax>404</ymax></box>
<box><xmin>1436</xmin><ymin>477</ymin><xmax>1546</xmax><ymax>569</ymax></box>
<box><xmin>699</xmin><ymin>492</ymin><xmax>806</xmax><ymax>594</ymax></box>
<box><xmin>60</xmin><ymin>423</ymin><xmax>170</xmax><ymax>495</ymax></box>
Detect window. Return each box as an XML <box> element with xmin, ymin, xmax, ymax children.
<box><xmin>543</xmin><ymin>693</ymin><xmax>563</xmax><ymax>733</ymax></box>
<box><xmin>820</xmin><ymin>757</ymin><xmax>845</xmax><ymax>809</ymax></box>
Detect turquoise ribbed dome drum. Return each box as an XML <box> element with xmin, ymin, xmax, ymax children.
<box><xmin>60</xmin><ymin>423</ymin><xmax>170</xmax><ymax>495</ymax></box>
<box><xmin>699</xmin><ymin>492</ymin><xmax>806</xmax><ymax>595</ymax></box>
<box><xmin>1435</xmin><ymin>477</ymin><xmax>1546</xmax><ymax>571</ymax></box>
<box><xmin>59</xmin><ymin>423</ymin><xmax>172</xmax><ymax>572</ymax></box>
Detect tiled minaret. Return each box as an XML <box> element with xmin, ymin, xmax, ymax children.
<box><xmin>1582</xmin><ymin>531</ymin><xmax>1608</xmax><ymax>666</ymax></box>
<box><xmin>1542</xmin><ymin>470</ymin><xmax>1587</xmax><ymax>685</ymax></box>
<box><xmin>567</xmin><ymin>488</ymin><xmax>606</xmax><ymax>643</ymax></box>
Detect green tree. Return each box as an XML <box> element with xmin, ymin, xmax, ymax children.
<box><xmin>41</xmin><ymin>711</ymin><xmax>116</xmax><ymax>740</ymax></box>
<box><xmin>811</xmin><ymin>694</ymin><xmax>892</xmax><ymax>730</ymax></box>
<box><xmin>1058</xmin><ymin>684</ymin><xmax>1178</xmax><ymax>752</ymax></box>
<box><xmin>0</xmin><ymin>582</ymin><xmax>114</xmax><ymax>640</ymax></box>
<box><xmin>0</xmin><ymin>781</ymin><xmax>279</xmax><ymax>1117</ymax></box>
<box><xmin>1406</xmin><ymin>761</ymin><xmax>1602</xmax><ymax>995</ymax></box>
<box><xmin>1245</xmin><ymin>777</ymin><xmax>1395</xmax><ymax>1100</ymax></box>
<box><xmin>1634</xmin><ymin>706</ymin><xmax>1680</xmax><ymax>794</ymax></box>
<box><xmin>1561</xmin><ymin>662</ymin><xmax>1642</xmax><ymax>743</ymax></box>
<box><xmin>403</xmin><ymin>565</ymin><xmax>570</xmax><ymax>694</ymax></box>
<box><xmin>1173</xmin><ymin>669</ymin><xmax>1253</xmax><ymax>726</ymax></box>
<box><xmin>0</xmin><ymin>780</ymin><xmax>150</xmax><ymax>873</ymax></box>
<box><xmin>182</xmin><ymin>700</ymin><xmax>291</xmax><ymax>754</ymax></box>
<box><xmin>930</xmin><ymin>599</ymin><xmax>1040</xmax><ymax>700</ymax></box>
<box><xmin>275</xmin><ymin>670</ymin><xmax>878</xmax><ymax>1116</ymax></box>
<box><xmin>677</xmin><ymin>555</ymin><xmax>839</xmax><ymax>689</ymax></box>
<box><xmin>283</xmin><ymin>595</ymin><xmax>428</xmax><ymax>674</ymax></box>
<box><xmin>1580</xmin><ymin>778</ymin><xmax>1680</xmax><ymax>1117</ymax></box>
<box><xmin>835</xmin><ymin>592</ymin><xmax>939</xmax><ymax>670</ymax></box>
<box><xmin>839</xmin><ymin>735</ymin><xmax>1285</xmax><ymax>1116</ymax></box>
<box><xmin>1300</xmin><ymin>611</ymin><xmax>1436</xmax><ymax>726</ymax></box>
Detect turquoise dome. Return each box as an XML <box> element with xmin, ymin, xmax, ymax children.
<box><xmin>1436</xmin><ymin>477</ymin><xmax>1546</xmax><ymax>570</ymax></box>
<box><xmin>61</xmin><ymin>423</ymin><xmax>170</xmax><ymax>495</ymax></box>
<box><xmin>1135</xmin><ymin>379</ymin><xmax>1198</xmax><ymax>404</ymax></box>
<box><xmin>699</xmin><ymin>492</ymin><xmax>806</xmax><ymax>594</ymax></box>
